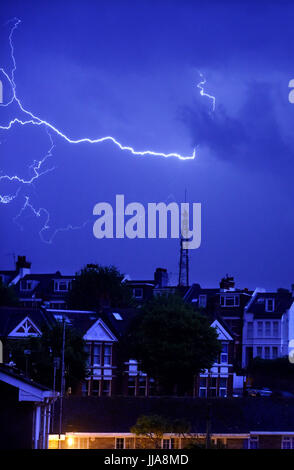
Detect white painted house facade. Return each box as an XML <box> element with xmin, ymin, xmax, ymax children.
<box><xmin>242</xmin><ymin>289</ymin><xmax>294</xmax><ymax>367</ymax></box>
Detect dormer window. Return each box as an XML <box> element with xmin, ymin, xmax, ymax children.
<box><xmin>220</xmin><ymin>295</ymin><xmax>240</xmax><ymax>307</ymax></box>
<box><xmin>54</xmin><ymin>280</ymin><xmax>71</xmax><ymax>292</ymax></box>
<box><xmin>265</xmin><ymin>298</ymin><xmax>275</xmax><ymax>312</ymax></box>
<box><xmin>20</xmin><ymin>280</ymin><xmax>33</xmax><ymax>291</ymax></box>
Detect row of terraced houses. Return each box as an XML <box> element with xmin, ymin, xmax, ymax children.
<box><xmin>1</xmin><ymin>256</ymin><xmax>294</xmax><ymax>449</ymax></box>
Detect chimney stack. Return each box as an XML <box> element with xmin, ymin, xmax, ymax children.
<box><xmin>220</xmin><ymin>275</ymin><xmax>235</xmax><ymax>291</ymax></box>
<box><xmin>154</xmin><ymin>268</ymin><xmax>169</xmax><ymax>288</ymax></box>
<box><xmin>16</xmin><ymin>255</ymin><xmax>31</xmax><ymax>278</ymax></box>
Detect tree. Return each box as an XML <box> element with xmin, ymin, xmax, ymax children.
<box><xmin>7</xmin><ymin>323</ymin><xmax>87</xmax><ymax>391</ymax></box>
<box><xmin>125</xmin><ymin>295</ymin><xmax>221</xmax><ymax>394</ymax></box>
<box><xmin>131</xmin><ymin>415</ymin><xmax>190</xmax><ymax>449</ymax></box>
<box><xmin>67</xmin><ymin>264</ymin><xmax>132</xmax><ymax>310</ymax></box>
<box><xmin>0</xmin><ymin>279</ymin><xmax>18</xmax><ymax>306</ymax></box>
<box><xmin>131</xmin><ymin>415</ymin><xmax>170</xmax><ymax>448</ymax></box>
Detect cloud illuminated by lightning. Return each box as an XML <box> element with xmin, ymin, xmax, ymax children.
<box><xmin>0</xmin><ymin>18</ymin><xmax>215</xmax><ymax>242</ymax></box>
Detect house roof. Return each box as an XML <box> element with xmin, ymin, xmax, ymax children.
<box><xmin>0</xmin><ymin>270</ymin><xmax>17</xmax><ymax>284</ymax></box>
<box><xmin>248</xmin><ymin>292</ymin><xmax>293</xmax><ymax>318</ymax></box>
<box><xmin>55</xmin><ymin>396</ymin><xmax>294</xmax><ymax>434</ymax></box>
<box><xmin>125</xmin><ymin>280</ymin><xmax>156</xmax><ymax>286</ymax></box>
<box><xmin>101</xmin><ymin>307</ymin><xmax>140</xmax><ymax>337</ymax></box>
<box><xmin>0</xmin><ymin>306</ymin><xmax>55</xmax><ymax>337</ymax></box>
<box><xmin>47</xmin><ymin>309</ymin><xmax>99</xmax><ymax>336</ymax></box>
<box><xmin>0</xmin><ymin>363</ymin><xmax>50</xmax><ymax>391</ymax></box>
<box><xmin>0</xmin><ymin>270</ymin><xmax>17</xmax><ymax>277</ymax></box>
<box><xmin>184</xmin><ymin>284</ymin><xmax>252</xmax><ymax>304</ymax></box>
<box><xmin>0</xmin><ymin>364</ymin><xmax>58</xmax><ymax>403</ymax></box>
<box><xmin>16</xmin><ymin>272</ymin><xmax>74</xmax><ymax>300</ymax></box>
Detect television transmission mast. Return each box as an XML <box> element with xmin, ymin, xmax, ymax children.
<box><xmin>178</xmin><ymin>191</ymin><xmax>189</xmax><ymax>287</ymax></box>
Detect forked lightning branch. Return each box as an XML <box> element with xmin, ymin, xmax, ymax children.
<box><xmin>0</xmin><ymin>18</ymin><xmax>215</xmax><ymax>242</ymax></box>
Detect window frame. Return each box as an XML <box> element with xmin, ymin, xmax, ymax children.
<box><xmin>273</xmin><ymin>321</ymin><xmax>279</xmax><ymax>337</ymax></box>
<box><xmin>103</xmin><ymin>344</ymin><xmax>112</xmax><ymax>366</ymax></box>
<box><xmin>265</xmin><ymin>298</ymin><xmax>275</xmax><ymax>312</ymax></box>
<box><xmin>265</xmin><ymin>321</ymin><xmax>271</xmax><ymax>337</ymax></box>
<box><xmin>54</xmin><ymin>279</ymin><xmax>71</xmax><ymax>292</ymax></box>
<box><xmin>162</xmin><ymin>438</ymin><xmax>175</xmax><ymax>449</ymax></box>
<box><xmin>115</xmin><ymin>438</ymin><xmax>125</xmax><ymax>449</ymax></box>
<box><xmin>257</xmin><ymin>321</ymin><xmax>263</xmax><ymax>337</ymax></box>
<box><xmin>220</xmin><ymin>295</ymin><xmax>240</xmax><ymax>307</ymax></box>
<box><xmin>199</xmin><ymin>294</ymin><xmax>207</xmax><ymax>308</ymax></box>
<box><xmin>133</xmin><ymin>287</ymin><xmax>143</xmax><ymax>299</ymax></box>
<box><xmin>20</xmin><ymin>280</ymin><xmax>33</xmax><ymax>291</ymax></box>
<box><xmin>220</xmin><ymin>342</ymin><xmax>228</xmax><ymax>364</ymax></box>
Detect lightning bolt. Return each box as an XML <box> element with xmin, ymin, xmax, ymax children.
<box><xmin>196</xmin><ymin>72</ymin><xmax>216</xmax><ymax>112</ymax></box>
<box><xmin>13</xmin><ymin>195</ymin><xmax>89</xmax><ymax>244</ymax></box>
<box><xmin>0</xmin><ymin>129</ymin><xmax>55</xmax><ymax>186</ymax></box>
<box><xmin>0</xmin><ymin>18</ymin><xmax>214</xmax><ymax>242</ymax></box>
<box><xmin>0</xmin><ymin>18</ymin><xmax>196</xmax><ymax>160</ymax></box>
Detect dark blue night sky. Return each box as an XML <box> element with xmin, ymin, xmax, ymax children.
<box><xmin>1</xmin><ymin>0</ymin><xmax>294</xmax><ymax>289</ymax></box>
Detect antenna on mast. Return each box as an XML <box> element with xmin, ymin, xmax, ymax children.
<box><xmin>178</xmin><ymin>189</ymin><xmax>189</xmax><ymax>287</ymax></box>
